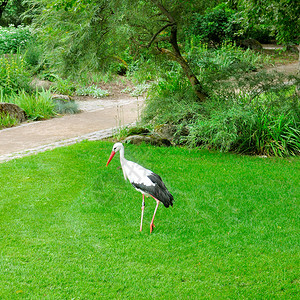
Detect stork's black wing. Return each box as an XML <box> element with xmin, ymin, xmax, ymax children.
<box><xmin>131</xmin><ymin>172</ymin><xmax>174</xmax><ymax>208</ymax></box>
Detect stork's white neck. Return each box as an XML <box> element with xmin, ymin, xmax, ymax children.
<box><xmin>119</xmin><ymin>145</ymin><xmax>128</xmax><ymax>180</ymax></box>
<box><xmin>119</xmin><ymin>144</ymin><xmax>125</xmax><ymax>162</ymax></box>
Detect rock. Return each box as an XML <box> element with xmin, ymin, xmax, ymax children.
<box><xmin>52</xmin><ymin>94</ymin><xmax>73</xmax><ymax>103</ymax></box>
<box><xmin>124</xmin><ymin>135</ymin><xmax>171</xmax><ymax>146</ymax></box>
<box><xmin>0</xmin><ymin>102</ymin><xmax>26</xmax><ymax>122</ymax></box>
<box><xmin>238</xmin><ymin>39</ymin><xmax>263</xmax><ymax>50</ymax></box>
<box><xmin>127</xmin><ymin>126</ymin><xmax>150</xmax><ymax>136</ymax></box>
<box><xmin>154</xmin><ymin>124</ymin><xmax>177</xmax><ymax>141</ymax></box>
<box><xmin>30</xmin><ymin>78</ymin><xmax>53</xmax><ymax>91</ymax></box>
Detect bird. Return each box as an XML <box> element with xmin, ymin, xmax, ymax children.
<box><xmin>106</xmin><ymin>142</ymin><xmax>173</xmax><ymax>233</ymax></box>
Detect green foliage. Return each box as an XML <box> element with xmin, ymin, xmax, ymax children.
<box><xmin>0</xmin><ymin>25</ymin><xmax>32</xmax><ymax>54</ymax></box>
<box><xmin>127</xmin><ymin>52</ymin><xmax>166</xmax><ymax>83</ymax></box>
<box><xmin>0</xmin><ymin>52</ymin><xmax>31</xmax><ymax>95</ymax></box>
<box><xmin>187</xmin><ymin>93</ymin><xmax>300</xmax><ymax>157</ymax></box>
<box><xmin>6</xmin><ymin>89</ymin><xmax>56</xmax><ymax>120</ymax></box>
<box><xmin>142</xmin><ymin>43</ymin><xmax>300</xmax><ymax>157</ymax></box>
<box><xmin>26</xmin><ymin>0</ymin><xmax>124</xmax><ymax>76</ymax></box>
<box><xmin>190</xmin><ymin>3</ymin><xmax>240</xmax><ymax>45</ymax></box>
<box><xmin>76</xmin><ymin>85</ymin><xmax>109</xmax><ymax>98</ymax></box>
<box><xmin>142</xmin><ymin>70</ymin><xmax>199</xmax><ymax>125</ymax></box>
<box><xmin>0</xmin><ymin>142</ymin><xmax>299</xmax><ymax>298</ymax></box>
<box><xmin>0</xmin><ymin>0</ymin><xmax>30</xmax><ymax>26</ymax></box>
<box><xmin>0</xmin><ymin>111</ymin><xmax>18</xmax><ymax>128</ymax></box>
<box><xmin>237</xmin><ymin>0</ymin><xmax>300</xmax><ymax>45</ymax></box>
<box><xmin>52</xmin><ymin>75</ymin><xmax>76</xmax><ymax>95</ymax></box>
<box><xmin>23</xmin><ymin>38</ymin><xmax>44</xmax><ymax>72</ymax></box>
<box><xmin>237</xmin><ymin>110</ymin><xmax>300</xmax><ymax>157</ymax></box>
<box><xmin>185</xmin><ymin>41</ymin><xmax>269</xmax><ymax>83</ymax></box>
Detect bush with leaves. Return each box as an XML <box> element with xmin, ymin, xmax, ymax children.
<box><xmin>0</xmin><ymin>53</ymin><xmax>31</xmax><ymax>95</ymax></box>
<box><xmin>190</xmin><ymin>3</ymin><xmax>241</xmax><ymax>46</ymax></box>
<box><xmin>0</xmin><ymin>25</ymin><xmax>32</xmax><ymax>54</ymax></box>
<box><xmin>142</xmin><ymin>47</ymin><xmax>300</xmax><ymax>157</ymax></box>
<box><xmin>185</xmin><ymin>41</ymin><xmax>269</xmax><ymax>84</ymax></box>
<box><xmin>76</xmin><ymin>85</ymin><xmax>109</xmax><ymax>98</ymax></box>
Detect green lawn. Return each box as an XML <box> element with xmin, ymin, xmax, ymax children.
<box><xmin>0</xmin><ymin>141</ymin><xmax>299</xmax><ymax>299</ymax></box>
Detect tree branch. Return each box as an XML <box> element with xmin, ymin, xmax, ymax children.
<box><xmin>147</xmin><ymin>22</ymin><xmax>174</xmax><ymax>48</ymax></box>
<box><xmin>149</xmin><ymin>0</ymin><xmax>175</xmax><ymax>23</ymax></box>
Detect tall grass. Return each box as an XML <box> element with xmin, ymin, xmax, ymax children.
<box><xmin>0</xmin><ymin>112</ymin><xmax>18</xmax><ymax>129</ymax></box>
<box><xmin>185</xmin><ymin>41</ymin><xmax>270</xmax><ymax>80</ymax></box>
<box><xmin>5</xmin><ymin>89</ymin><xmax>56</xmax><ymax>121</ymax></box>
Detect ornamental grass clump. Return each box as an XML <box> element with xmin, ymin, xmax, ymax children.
<box><xmin>0</xmin><ymin>112</ymin><xmax>18</xmax><ymax>129</ymax></box>
<box><xmin>7</xmin><ymin>89</ymin><xmax>56</xmax><ymax>121</ymax></box>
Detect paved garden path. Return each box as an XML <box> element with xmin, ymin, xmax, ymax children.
<box><xmin>0</xmin><ymin>97</ymin><xmax>143</xmax><ymax>163</ymax></box>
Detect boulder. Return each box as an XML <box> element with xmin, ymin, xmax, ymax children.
<box><xmin>30</xmin><ymin>78</ymin><xmax>53</xmax><ymax>91</ymax></box>
<box><xmin>238</xmin><ymin>39</ymin><xmax>263</xmax><ymax>50</ymax></box>
<box><xmin>52</xmin><ymin>94</ymin><xmax>73</xmax><ymax>104</ymax></box>
<box><xmin>154</xmin><ymin>124</ymin><xmax>177</xmax><ymax>141</ymax></box>
<box><xmin>0</xmin><ymin>102</ymin><xmax>26</xmax><ymax>122</ymax></box>
<box><xmin>127</xmin><ymin>126</ymin><xmax>150</xmax><ymax>136</ymax></box>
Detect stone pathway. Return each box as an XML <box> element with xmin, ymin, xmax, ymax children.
<box><xmin>0</xmin><ymin>97</ymin><xmax>143</xmax><ymax>163</ymax></box>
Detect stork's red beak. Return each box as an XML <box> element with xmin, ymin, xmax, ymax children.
<box><xmin>106</xmin><ymin>151</ymin><xmax>116</xmax><ymax>166</ymax></box>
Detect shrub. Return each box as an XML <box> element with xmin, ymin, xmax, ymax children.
<box><xmin>187</xmin><ymin>101</ymin><xmax>300</xmax><ymax>157</ymax></box>
<box><xmin>142</xmin><ymin>67</ymin><xmax>300</xmax><ymax>157</ymax></box>
<box><xmin>0</xmin><ymin>53</ymin><xmax>31</xmax><ymax>95</ymax></box>
<box><xmin>0</xmin><ymin>25</ymin><xmax>32</xmax><ymax>54</ymax></box>
<box><xmin>185</xmin><ymin>41</ymin><xmax>269</xmax><ymax>85</ymax></box>
<box><xmin>76</xmin><ymin>85</ymin><xmax>109</xmax><ymax>98</ymax></box>
<box><xmin>190</xmin><ymin>3</ymin><xmax>240</xmax><ymax>45</ymax></box>
<box><xmin>236</xmin><ymin>110</ymin><xmax>300</xmax><ymax>157</ymax></box>
<box><xmin>142</xmin><ymin>70</ymin><xmax>200</xmax><ymax>125</ymax></box>
<box><xmin>52</xmin><ymin>75</ymin><xmax>76</xmax><ymax>95</ymax></box>
<box><xmin>54</xmin><ymin>100</ymin><xmax>79</xmax><ymax>115</ymax></box>
<box><xmin>23</xmin><ymin>39</ymin><xmax>44</xmax><ymax>72</ymax></box>
<box><xmin>186</xmin><ymin>104</ymin><xmax>255</xmax><ymax>151</ymax></box>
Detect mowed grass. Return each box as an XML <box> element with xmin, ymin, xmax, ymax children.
<box><xmin>0</xmin><ymin>141</ymin><xmax>299</xmax><ymax>299</ymax></box>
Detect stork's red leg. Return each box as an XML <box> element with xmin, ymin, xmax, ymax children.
<box><xmin>150</xmin><ymin>198</ymin><xmax>160</xmax><ymax>233</ymax></box>
<box><xmin>140</xmin><ymin>194</ymin><xmax>145</xmax><ymax>232</ymax></box>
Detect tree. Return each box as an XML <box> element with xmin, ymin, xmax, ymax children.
<box><xmin>125</xmin><ymin>0</ymin><xmax>212</xmax><ymax>101</ymax></box>
<box><xmin>27</xmin><ymin>0</ymin><xmax>223</xmax><ymax>101</ymax></box>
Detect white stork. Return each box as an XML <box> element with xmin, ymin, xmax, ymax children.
<box><xmin>106</xmin><ymin>142</ymin><xmax>174</xmax><ymax>233</ymax></box>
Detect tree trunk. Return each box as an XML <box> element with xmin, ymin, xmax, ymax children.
<box><xmin>150</xmin><ymin>0</ymin><xmax>207</xmax><ymax>102</ymax></box>
<box><xmin>298</xmin><ymin>44</ymin><xmax>300</xmax><ymax>74</ymax></box>
<box><xmin>170</xmin><ymin>26</ymin><xmax>207</xmax><ymax>101</ymax></box>
<box><xmin>161</xmin><ymin>48</ymin><xmax>207</xmax><ymax>101</ymax></box>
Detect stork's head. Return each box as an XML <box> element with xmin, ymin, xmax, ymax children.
<box><xmin>106</xmin><ymin>142</ymin><xmax>123</xmax><ymax>166</ymax></box>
